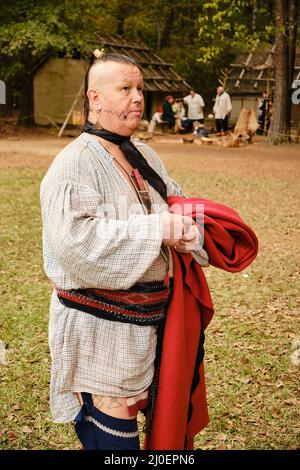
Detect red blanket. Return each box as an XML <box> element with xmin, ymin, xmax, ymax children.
<box><xmin>169</xmin><ymin>196</ymin><xmax>258</xmax><ymax>272</ymax></box>
<box><xmin>144</xmin><ymin>196</ymin><xmax>258</xmax><ymax>450</ymax></box>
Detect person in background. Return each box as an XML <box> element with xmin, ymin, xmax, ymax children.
<box><xmin>172</xmin><ymin>98</ymin><xmax>188</xmax><ymax>133</ymax></box>
<box><xmin>213</xmin><ymin>86</ymin><xmax>232</xmax><ymax>135</ymax></box>
<box><xmin>193</xmin><ymin>122</ymin><xmax>209</xmax><ymax>138</ymax></box>
<box><xmin>148</xmin><ymin>105</ymin><xmax>163</xmax><ymax>134</ymax></box>
<box><xmin>183</xmin><ymin>89</ymin><xmax>205</xmax><ymax>131</ymax></box>
<box><xmin>257</xmin><ymin>91</ymin><xmax>269</xmax><ymax>135</ymax></box>
<box><xmin>162</xmin><ymin>95</ymin><xmax>176</xmax><ymax>131</ymax></box>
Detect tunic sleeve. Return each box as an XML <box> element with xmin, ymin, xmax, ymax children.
<box><xmin>213</xmin><ymin>97</ymin><xmax>217</xmax><ymax>114</ymax></box>
<box><xmin>41</xmin><ymin>181</ymin><xmax>164</xmax><ymax>289</ymax></box>
<box><xmin>226</xmin><ymin>94</ymin><xmax>232</xmax><ymax>114</ymax></box>
<box><xmin>199</xmin><ymin>95</ymin><xmax>205</xmax><ymax>108</ymax></box>
<box><xmin>138</xmin><ymin>145</ymin><xmax>209</xmax><ymax>267</ymax></box>
<box><xmin>163</xmin><ymin>173</ymin><xmax>209</xmax><ymax>267</ymax></box>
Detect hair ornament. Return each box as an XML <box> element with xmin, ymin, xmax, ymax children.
<box><xmin>93</xmin><ymin>48</ymin><xmax>106</xmax><ymax>59</ymax></box>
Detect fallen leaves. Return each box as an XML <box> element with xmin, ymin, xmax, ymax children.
<box><xmin>284</xmin><ymin>398</ymin><xmax>300</xmax><ymax>406</ymax></box>
<box><xmin>22</xmin><ymin>426</ymin><xmax>33</xmax><ymax>433</ymax></box>
<box><xmin>2</xmin><ymin>137</ymin><xmax>300</xmax><ymax>450</ymax></box>
<box><xmin>11</xmin><ymin>404</ymin><xmax>20</xmax><ymax>411</ymax></box>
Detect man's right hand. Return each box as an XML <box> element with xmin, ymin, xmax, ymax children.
<box><xmin>160</xmin><ymin>211</ymin><xmax>194</xmax><ymax>247</ymax></box>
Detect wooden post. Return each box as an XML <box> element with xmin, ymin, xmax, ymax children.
<box><xmin>235</xmin><ymin>39</ymin><xmax>260</xmax><ymax>88</ymax></box>
<box><xmin>58</xmin><ymin>82</ymin><xmax>84</xmax><ymax>138</ymax></box>
<box><xmin>254</xmin><ymin>44</ymin><xmax>276</xmax><ymax>89</ymax></box>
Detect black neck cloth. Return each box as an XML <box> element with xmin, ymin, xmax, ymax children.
<box><xmin>83</xmin><ymin>121</ymin><xmax>167</xmax><ymax>201</ymax></box>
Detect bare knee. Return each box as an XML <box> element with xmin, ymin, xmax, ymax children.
<box><xmin>74</xmin><ymin>393</ymin><xmax>137</xmax><ymax>420</ymax></box>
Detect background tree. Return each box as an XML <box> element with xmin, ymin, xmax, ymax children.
<box><xmin>197</xmin><ymin>0</ymin><xmax>300</xmax><ymax>143</ymax></box>
<box><xmin>268</xmin><ymin>0</ymin><xmax>299</xmax><ymax>143</ymax></box>
<box><xmin>0</xmin><ymin>0</ymin><xmax>104</xmax><ymax>124</ymax></box>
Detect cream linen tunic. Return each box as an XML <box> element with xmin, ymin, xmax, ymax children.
<box><xmin>40</xmin><ymin>132</ymin><xmax>208</xmax><ymax>423</ymax></box>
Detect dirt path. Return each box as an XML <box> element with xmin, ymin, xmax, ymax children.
<box><xmin>0</xmin><ymin>134</ymin><xmax>299</xmax><ymax>184</ymax></box>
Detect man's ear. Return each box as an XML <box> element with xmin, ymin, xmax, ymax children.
<box><xmin>87</xmin><ymin>89</ymin><xmax>102</xmax><ymax>110</ymax></box>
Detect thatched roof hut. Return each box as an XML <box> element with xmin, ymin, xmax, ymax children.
<box><xmin>225</xmin><ymin>43</ymin><xmax>300</xmax><ymax>126</ymax></box>
<box><xmin>34</xmin><ymin>36</ymin><xmax>191</xmax><ymax>126</ymax></box>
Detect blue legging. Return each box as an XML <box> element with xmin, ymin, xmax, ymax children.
<box><xmin>74</xmin><ymin>392</ymin><xmax>140</xmax><ymax>450</ymax></box>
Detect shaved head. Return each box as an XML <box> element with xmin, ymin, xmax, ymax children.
<box><xmin>88</xmin><ymin>61</ymin><xmax>121</xmax><ymax>91</ymax></box>
<box><xmin>88</xmin><ymin>61</ymin><xmax>141</xmax><ymax>94</ymax></box>
<box><xmin>85</xmin><ymin>58</ymin><xmax>144</xmax><ymax>136</ymax></box>
<box><xmin>85</xmin><ymin>52</ymin><xmax>141</xmax><ymax>93</ymax></box>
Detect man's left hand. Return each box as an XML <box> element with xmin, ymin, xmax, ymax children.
<box><xmin>174</xmin><ymin>224</ymin><xmax>201</xmax><ymax>253</ymax></box>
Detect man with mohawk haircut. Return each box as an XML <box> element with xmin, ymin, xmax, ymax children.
<box><xmin>41</xmin><ymin>49</ymin><xmax>207</xmax><ymax>450</ymax></box>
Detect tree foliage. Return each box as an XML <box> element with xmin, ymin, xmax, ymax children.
<box><xmin>0</xmin><ymin>0</ymin><xmax>109</xmax><ymax>122</ymax></box>
<box><xmin>0</xmin><ymin>0</ymin><xmax>103</xmax><ymax>80</ymax></box>
<box><xmin>197</xmin><ymin>0</ymin><xmax>275</xmax><ymax>63</ymax></box>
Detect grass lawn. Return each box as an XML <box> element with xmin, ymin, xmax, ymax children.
<box><xmin>0</xmin><ymin>135</ymin><xmax>299</xmax><ymax>449</ymax></box>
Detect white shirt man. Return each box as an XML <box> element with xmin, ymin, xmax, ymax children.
<box><xmin>213</xmin><ymin>87</ymin><xmax>232</xmax><ymax>120</ymax></box>
<box><xmin>213</xmin><ymin>87</ymin><xmax>232</xmax><ymax>133</ymax></box>
<box><xmin>183</xmin><ymin>90</ymin><xmax>205</xmax><ymax>121</ymax></box>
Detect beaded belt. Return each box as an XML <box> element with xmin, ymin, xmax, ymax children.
<box><xmin>56</xmin><ymin>281</ymin><xmax>171</xmax><ymax>326</ymax></box>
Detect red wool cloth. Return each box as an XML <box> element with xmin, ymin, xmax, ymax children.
<box><xmin>144</xmin><ymin>196</ymin><xmax>258</xmax><ymax>450</ymax></box>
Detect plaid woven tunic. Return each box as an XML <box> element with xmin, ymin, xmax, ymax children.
<box><xmin>40</xmin><ymin>133</ymin><xmax>208</xmax><ymax>423</ymax></box>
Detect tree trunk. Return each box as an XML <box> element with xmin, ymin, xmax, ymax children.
<box><xmin>18</xmin><ymin>72</ymin><xmax>34</xmax><ymax>127</ymax></box>
<box><xmin>161</xmin><ymin>7</ymin><xmax>173</xmax><ymax>48</ymax></box>
<box><xmin>188</xmin><ymin>5</ymin><xmax>196</xmax><ymax>44</ymax></box>
<box><xmin>252</xmin><ymin>0</ymin><xmax>257</xmax><ymax>31</ymax></box>
<box><xmin>116</xmin><ymin>4</ymin><xmax>127</xmax><ymax>36</ymax></box>
<box><xmin>156</xmin><ymin>1</ymin><xmax>163</xmax><ymax>52</ymax></box>
<box><xmin>268</xmin><ymin>0</ymin><xmax>290</xmax><ymax>143</ymax></box>
<box><xmin>286</xmin><ymin>0</ymin><xmax>299</xmax><ymax>131</ymax></box>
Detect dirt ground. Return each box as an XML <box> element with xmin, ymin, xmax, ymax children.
<box><xmin>0</xmin><ymin>132</ymin><xmax>299</xmax><ymax>181</ymax></box>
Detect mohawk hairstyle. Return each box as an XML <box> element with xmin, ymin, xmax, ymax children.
<box><xmin>83</xmin><ymin>49</ymin><xmax>141</xmax><ymax>123</ymax></box>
